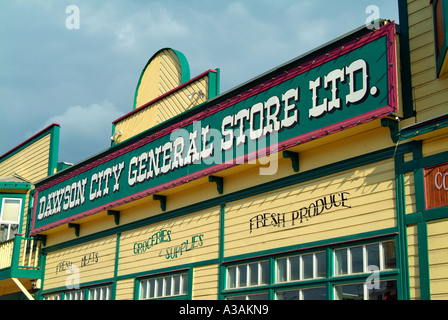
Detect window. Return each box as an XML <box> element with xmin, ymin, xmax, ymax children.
<box><xmin>43</xmin><ymin>284</ymin><xmax>113</xmax><ymax>300</ymax></box>
<box><xmin>89</xmin><ymin>285</ymin><xmax>112</xmax><ymax>300</ymax></box>
<box><xmin>276</xmin><ymin>251</ymin><xmax>326</xmax><ymax>283</ymax></box>
<box><xmin>276</xmin><ymin>287</ymin><xmax>327</xmax><ymax>300</ymax></box>
<box><xmin>226</xmin><ymin>293</ymin><xmax>268</xmax><ymax>300</ymax></box>
<box><xmin>334</xmin><ymin>280</ymin><xmax>397</xmax><ymax>300</ymax></box>
<box><xmin>226</xmin><ymin>261</ymin><xmax>269</xmax><ymax>289</ymax></box>
<box><xmin>65</xmin><ymin>289</ymin><xmax>85</xmax><ymax>300</ymax></box>
<box><xmin>0</xmin><ymin>198</ymin><xmax>22</xmax><ymax>242</ymax></box>
<box><xmin>140</xmin><ymin>273</ymin><xmax>188</xmax><ymax>299</ymax></box>
<box><xmin>334</xmin><ymin>241</ymin><xmax>396</xmax><ymax>275</ymax></box>
<box><xmin>44</xmin><ymin>293</ymin><xmax>62</xmax><ymax>300</ymax></box>
<box><xmin>222</xmin><ymin>238</ymin><xmax>398</xmax><ymax>300</ymax></box>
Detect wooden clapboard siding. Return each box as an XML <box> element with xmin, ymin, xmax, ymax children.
<box><xmin>43</xmin><ymin>235</ymin><xmax>116</xmax><ymax>290</ymax></box>
<box><xmin>117</xmin><ymin>207</ymin><xmax>220</xmax><ymax>278</ymax></box>
<box><xmin>407</xmin><ymin>224</ymin><xmax>421</xmax><ymax>300</ymax></box>
<box><xmin>404</xmin><ymin>172</ymin><xmax>417</xmax><ymax>215</ymax></box>
<box><xmin>135</xmin><ymin>49</ymin><xmax>182</xmax><ymax>109</ymax></box>
<box><xmin>115</xmin><ymin>278</ymin><xmax>134</xmax><ymax>300</ymax></box>
<box><xmin>422</xmin><ymin>132</ymin><xmax>448</xmax><ymax>157</ymax></box>
<box><xmin>0</xmin><ymin>134</ymin><xmax>51</xmax><ymax>184</ymax></box>
<box><xmin>0</xmin><ymin>127</ymin><xmax>57</xmax><ymax>236</ymax></box>
<box><xmin>427</xmin><ymin>218</ymin><xmax>448</xmax><ymax>299</ymax></box>
<box><xmin>408</xmin><ymin>0</ymin><xmax>448</xmax><ymax>122</ymax></box>
<box><xmin>114</xmin><ymin>75</ymin><xmax>209</xmax><ymax>143</ymax></box>
<box><xmin>224</xmin><ymin>159</ymin><xmax>396</xmax><ymax>258</ymax></box>
<box><xmin>192</xmin><ymin>264</ymin><xmax>219</xmax><ymax>300</ymax></box>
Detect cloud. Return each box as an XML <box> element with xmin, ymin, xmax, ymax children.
<box><xmin>0</xmin><ymin>0</ymin><xmax>400</xmax><ymax>166</ymax></box>
<box><xmin>44</xmin><ymin>101</ymin><xmax>122</xmax><ymax>164</ymax></box>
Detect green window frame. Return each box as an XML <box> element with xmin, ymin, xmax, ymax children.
<box><xmin>42</xmin><ymin>283</ymin><xmax>113</xmax><ymax>300</ymax></box>
<box><xmin>138</xmin><ymin>271</ymin><xmax>189</xmax><ymax>300</ymax></box>
<box><xmin>222</xmin><ymin>237</ymin><xmax>399</xmax><ymax>300</ymax></box>
<box><xmin>0</xmin><ymin>194</ymin><xmax>25</xmax><ymax>242</ymax></box>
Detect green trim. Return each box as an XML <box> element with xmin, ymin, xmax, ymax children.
<box><xmin>218</xmin><ymin>204</ymin><xmax>226</xmax><ymax>300</ymax></box>
<box><xmin>209</xmin><ymin>176</ymin><xmax>224</xmax><ymax>194</ymax></box>
<box><xmin>417</xmin><ymin>222</ymin><xmax>431</xmax><ymax>300</ymax></box>
<box><xmin>222</xmin><ymin>228</ymin><xmax>398</xmax><ymax>264</ymax></box>
<box><xmin>397</xmin><ymin>0</ymin><xmax>415</xmax><ymax>118</ymax></box>
<box><xmin>0</xmin><ymin>181</ymin><xmax>30</xmax><ymax>190</ymax></box>
<box><xmin>398</xmin><ymin>114</ymin><xmax>448</xmax><ymax>142</ymax></box>
<box><xmin>47</xmin><ymin>124</ymin><xmax>60</xmax><ymax>176</ymax></box>
<box><xmin>282</xmin><ymin>151</ymin><xmax>300</xmax><ymax>172</ymax></box>
<box><xmin>133</xmin><ymin>48</ymin><xmax>190</xmax><ymax>110</ymax></box>
<box><xmin>394</xmin><ymin>153</ymin><xmax>411</xmax><ymax>300</ymax></box>
<box><xmin>0</xmin><ymin>124</ymin><xmax>60</xmax><ymax>165</ymax></box>
<box><xmin>381</xmin><ymin>118</ymin><xmax>399</xmax><ymax>143</ymax></box>
<box><xmin>208</xmin><ymin>68</ymin><xmax>220</xmax><ymax>100</ymax></box>
<box><xmin>0</xmin><ymin>193</ymin><xmax>26</xmax><ymax>245</ymax></box>
<box><xmin>112</xmin><ymin>232</ymin><xmax>121</xmax><ymax>299</ymax></box>
<box><xmin>68</xmin><ymin>223</ymin><xmax>80</xmax><ymax>237</ymax></box>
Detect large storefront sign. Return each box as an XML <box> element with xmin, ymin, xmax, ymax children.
<box><xmin>424</xmin><ymin>162</ymin><xmax>448</xmax><ymax>209</ymax></box>
<box><xmin>31</xmin><ymin>23</ymin><xmax>397</xmax><ymax>234</ymax></box>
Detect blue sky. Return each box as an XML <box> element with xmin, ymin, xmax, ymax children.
<box><xmin>0</xmin><ymin>1</ymin><xmax>399</xmax><ymax>165</ymax></box>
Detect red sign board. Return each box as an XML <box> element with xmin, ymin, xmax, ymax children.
<box><xmin>424</xmin><ymin>162</ymin><xmax>448</xmax><ymax>209</ymax></box>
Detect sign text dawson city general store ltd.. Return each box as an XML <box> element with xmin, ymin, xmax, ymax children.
<box><xmin>32</xmin><ymin>23</ymin><xmax>397</xmax><ymax>234</ymax></box>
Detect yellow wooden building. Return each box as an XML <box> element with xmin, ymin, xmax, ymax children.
<box><xmin>1</xmin><ymin>0</ymin><xmax>447</xmax><ymax>302</ymax></box>
<box><xmin>0</xmin><ymin>124</ymin><xmax>60</xmax><ymax>299</ymax></box>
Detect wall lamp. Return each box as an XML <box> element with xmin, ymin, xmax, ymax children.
<box><xmin>187</xmin><ymin>90</ymin><xmax>205</xmax><ymax>99</ymax></box>
<box><xmin>111</xmin><ymin>130</ymin><xmax>123</xmax><ymax>141</ymax></box>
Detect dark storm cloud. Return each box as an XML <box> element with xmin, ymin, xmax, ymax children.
<box><xmin>0</xmin><ymin>0</ymin><xmax>398</xmax><ymax>164</ymax></box>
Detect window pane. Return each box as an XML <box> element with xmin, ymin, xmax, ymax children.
<box><xmin>276</xmin><ymin>258</ymin><xmax>287</xmax><ymax>283</ymax></box>
<box><xmin>315</xmin><ymin>252</ymin><xmax>326</xmax><ymax>278</ymax></box>
<box><xmin>88</xmin><ymin>288</ymin><xmax>97</xmax><ymax>300</ymax></box>
<box><xmin>0</xmin><ymin>224</ymin><xmax>8</xmax><ymax>242</ymax></box>
<box><xmin>173</xmin><ymin>275</ymin><xmax>180</xmax><ymax>295</ymax></box>
<box><xmin>165</xmin><ymin>276</ymin><xmax>172</xmax><ymax>296</ymax></box>
<box><xmin>334</xmin><ymin>283</ymin><xmax>364</xmax><ymax>300</ymax></box>
<box><xmin>181</xmin><ymin>273</ymin><xmax>188</xmax><ymax>294</ymax></box>
<box><xmin>366</xmin><ymin>243</ymin><xmax>380</xmax><ymax>269</ymax></box>
<box><xmin>226</xmin><ymin>295</ymin><xmax>246</xmax><ymax>300</ymax></box>
<box><xmin>1</xmin><ymin>199</ymin><xmax>21</xmax><ymax>222</ymax></box>
<box><xmin>350</xmin><ymin>246</ymin><xmax>364</xmax><ymax>273</ymax></box>
<box><xmin>368</xmin><ymin>280</ymin><xmax>397</xmax><ymax>300</ymax></box>
<box><xmin>302</xmin><ymin>254</ymin><xmax>313</xmax><ymax>279</ymax></box>
<box><xmin>247</xmin><ymin>293</ymin><xmax>268</xmax><ymax>300</ymax></box>
<box><xmin>276</xmin><ymin>290</ymin><xmax>299</xmax><ymax>300</ymax></box>
<box><xmin>149</xmin><ymin>279</ymin><xmax>155</xmax><ymax>298</ymax></box>
<box><xmin>290</xmin><ymin>256</ymin><xmax>300</xmax><ymax>281</ymax></box>
<box><xmin>141</xmin><ymin>281</ymin><xmax>148</xmax><ymax>299</ymax></box>
<box><xmin>260</xmin><ymin>261</ymin><xmax>269</xmax><ymax>285</ymax></box>
<box><xmin>302</xmin><ymin>287</ymin><xmax>327</xmax><ymax>300</ymax></box>
<box><xmin>228</xmin><ymin>266</ymin><xmax>236</xmax><ymax>288</ymax></box>
<box><xmin>9</xmin><ymin>224</ymin><xmax>18</xmax><ymax>238</ymax></box>
<box><xmin>238</xmin><ymin>265</ymin><xmax>247</xmax><ymax>287</ymax></box>
<box><xmin>102</xmin><ymin>286</ymin><xmax>110</xmax><ymax>300</ymax></box>
<box><xmin>335</xmin><ymin>249</ymin><xmax>348</xmax><ymax>275</ymax></box>
<box><xmin>249</xmin><ymin>262</ymin><xmax>259</xmax><ymax>286</ymax></box>
<box><xmin>383</xmin><ymin>241</ymin><xmax>396</xmax><ymax>269</ymax></box>
<box><xmin>156</xmin><ymin>278</ymin><xmax>163</xmax><ymax>297</ymax></box>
